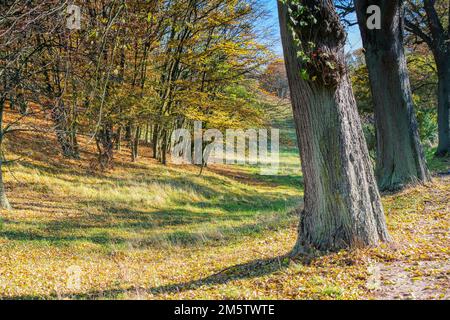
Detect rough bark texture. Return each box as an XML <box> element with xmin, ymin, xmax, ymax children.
<box><xmin>405</xmin><ymin>0</ymin><xmax>450</xmax><ymax>155</ymax></box>
<box><xmin>356</xmin><ymin>0</ymin><xmax>430</xmax><ymax>191</ymax></box>
<box><xmin>423</xmin><ymin>0</ymin><xmax>450</xmax><ymax>156</ymax></box>
<box><xmin>279</xmin><ymin>0</ymin><xmax>391</xmax><ymax>252</ymax></box>
<box><xmin>435</xmin><ymin>56</ymin><xmax>450</xmax><ymax>156</ymax></box>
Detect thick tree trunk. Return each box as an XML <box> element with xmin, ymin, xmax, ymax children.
<box><xmin>279</xmin><ymin>0</ymin><xmax>390</xmax><ymax>252</ymax></box>
<box><xmin>356</xmin><ymin>0</ymin><xmax>430</xmax><ymax>191</ymax></box>
<box><xmin>435</xmin><ymin>57</ymin><xmax>450</xmax><ymax>156</ymax></box>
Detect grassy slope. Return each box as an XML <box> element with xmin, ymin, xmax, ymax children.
<box><xmin>0</xmin><ymin>101</ymin><xmax>448</xmax><ymax>300</ymax></box>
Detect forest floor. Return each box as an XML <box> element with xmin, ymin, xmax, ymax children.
<box><xmin>0</xmin><ymin>103</ymin><xmax>449</xmax><ymax>300</ymax></box>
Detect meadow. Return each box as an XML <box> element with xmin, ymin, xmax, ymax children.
<box><xmin>0</xmin><ymin>101</ymin><xmax>448</xmax><ymax>300</ymax></box>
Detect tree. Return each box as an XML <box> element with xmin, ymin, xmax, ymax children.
<box><xmin>260</xmin><ymin>59</ymin><xmax>290</xmax><ymax>98</ymax></box>
<box><xmin>407</xmin><ymin>46</ymin><xmax>440</xmax><ymax>145</ymax></box>
<box><xmin>0</xmin><ymin>0</ymin><xmax>67</xmax><ymax>210</ymax></box>
<box><xmin>37</xmin><ymin>31</ymin><xmax>81</xmax><ymax>160</ymax></box>
<box><xmin>405</xmin><ymin>0</ymin><xmax>450</xmax><ymax>156</ymax></box>
<box><xmin>278</xmin><ymin>0</ymin><xmax>390</xmax><ymax>252</ymax></box>
<box><xmin>149</xmin><ymin>0</ymin><xmax>269</xmax><ymax>164</ymax></box>
<box><xmin>349</xmin><ymin>47</ymin><xmax>439</xmax><ymax>150</ymax></box>
<box><xmin>355</xmin><ymin>0</ymin><xmax>430</xmax><ymax>191</ymax></box>
<box><xmin>0</xmin><ymin>97</ymin><xmax>11</xmax><ymax>210</ymax></box>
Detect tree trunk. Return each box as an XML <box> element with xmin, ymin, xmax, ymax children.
<box><xmin>131</xmin><ymin>126</ymin><xmax>141</xmax><ymax>162</ymax></box>
<box><xmin>278</xmin><ymin>0</ymin><xmax>390</xmax><ymax>253</ymax></box>
<box><xmin>435</xmin><ymin>57</ymin><xmax>450</xmax><ymax>156</ymax></box>
<box><xmin>0</xmin><ymin>163</ymin><xmax>11</xmax><ymax>211</ymax></box>
<box><xmin>152</xmin><ymin>124</ymin><xmax>159</xmax><ymax>159</ymax></box>
<box><xmin>16</xmin><ymin>92</ymin><xmax>28</xmax><ymax>115</ymax></box>
<box><xmin>145</xmin><ymin>123</ymin><xmax>149</xmax><ymax>144</ymax></box>
<box><xmin>0</xmin><ymin>97</ymin><xmax>11</xmax><ymax>210</ymax></box>
<box><xmin>156</xmin><ymin>128</ymin><xmax>168</xmax><ymax>165</ymax></box>
<box><xmin>355</xmin><ymin>0</ymin><xmax>430</xmax><ymax>191</ymax></box>
<box><xmin>95</xmin><ymin>122</ymin><xmax>114</xmax><ymax>170</ymax></box>
<box><xmin>51</xmin><ymin>101</ymin><xmax>80</xmax><ymax>159</ymax></box>
<box><xmin>125</xmin><ymin>123</ymin><xmax>132</xmax><ymax>141</ymax></box>
<box><xmin>9</xmin><ymin>94</ymin><xmax>15</xmax><ymax>111</ymax></box>
<box><xmin>116</xmin><ymin>126</ymin><xmax>122</xmax><ymax>151</ymax></box>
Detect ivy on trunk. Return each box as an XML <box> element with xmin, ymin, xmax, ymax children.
<box><xmin>278</xmin><ymin>0</ymin><xmax>391</xmax><ymax>253</ymax></box>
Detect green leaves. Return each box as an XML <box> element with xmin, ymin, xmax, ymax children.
<box><xmin>300</xmin><ymin>69</ymin><xmax>309</xmax><ymax>81</ymax></box>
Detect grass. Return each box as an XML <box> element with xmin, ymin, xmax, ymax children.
<box><xmin>0</xmin><ymin>101</ymin><xmax>448</xmax><ymax>300</ymax></box>
<box><xmin>425</xmin><ymin>148</ymin><xmax>450</xmax><ymax>173</ymax></box>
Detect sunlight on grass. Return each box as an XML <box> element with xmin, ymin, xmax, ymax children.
<box><xmin>0</xmin><ymin>98</ymin><xmax>448</xmax><ymax>300</ymax></box>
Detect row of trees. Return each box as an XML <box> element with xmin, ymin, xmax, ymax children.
<box><xmin>0</xmin><ymin>0</ymin><xmax>447</xmax><ymax>254</ymax></box>
<box><xmin>339</xmin><ymin>0</ymin><xmax>449</xmax><ymax>155</ymax></box>
<box><xmin>279</xmin><ymin>0</ymin><xmax>446</xmax><ymax>253</ymax></box>
<box><xmin>0</xmin><ymin>0</ymin><xmax>271</xmax><ymax>209</ymax></box>
<box><xmin>405</xmin><ymin>0</ymin><xmax>449</xmax><ymax>156</ymax></box>
<box><xmin>351</xmin><ymin>45</ymin><xmax>440</xmax><ymax>156</ymax></box>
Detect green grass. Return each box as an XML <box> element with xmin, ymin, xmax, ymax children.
<box><xmin>2</xmin><ymin>155</ymin><xmax>303</xmax><ymax>247</ymax></box>
<box><xmin>0</xmin><ymin>97</ymin><xmax>307</xmax><ymax>299</ymax></box>
<box><xmin>0</xmin><ymin>149</ymin><xmax>306</xmax><ymax>299</ymax></box>
<box><xmin>0</xmin><ymin>98</ymin><xmax>448</xmax><ymax>300</ymax></box>
<box><xmin>425</xmin><ymin>148</ymin><xmax>450</xmax><ymax>173</ymax></box>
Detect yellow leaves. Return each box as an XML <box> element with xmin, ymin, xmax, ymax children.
<box><xmin>2</xmin><ymin>108</ymin><xmax>450</xmax><ymax>300</ymax></box>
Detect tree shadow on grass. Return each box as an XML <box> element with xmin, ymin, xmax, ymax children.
<box><xmin>5</xmin><ymin>254</ymin><xmax>293</xmax><ymax>300</ymax></box>
<box><xmin>146</xmin><ymin>255</ymin><xmax>291</xmax><ymax>296</ymax></box>
<box><xmin>0</xmin><ymin>205</ymin><xmax>298</xmax><ymax>249</ymax></box>
<box><xmin>0</xmin><ymin>228</ymin><xmax>124</xmax><ymax>245</ymax></box>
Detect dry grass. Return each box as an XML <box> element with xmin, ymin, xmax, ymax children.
<box><xmin>0</xmin><ymin>108</ymin><xmax>448</xmax><ymax>300</ymax></box>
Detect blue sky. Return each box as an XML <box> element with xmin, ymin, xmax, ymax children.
<box><xmin>258</xmin><ymin>0</ymin><xmax>362</xmax><ymax>56</ymax></box>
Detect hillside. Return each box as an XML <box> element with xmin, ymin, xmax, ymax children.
<box><xmin>0</xmin><ymin>103</ymin><xmax>449</xmax><ymax>300</ymax></box>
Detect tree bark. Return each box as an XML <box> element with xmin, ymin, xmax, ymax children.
<box><xmin>152</xmin><ymin>124</ymin><xmax>159</xmax><ymax>159</ymax></box>
<box><xmin>95</xmin><ymin>122</ymin><xmax>114</xmax><ymax>170</ymax></box>
<box><xmin>355</xmin><ymin>0</ymin><xmax>430</xmax><ymax>191</ymax></box>
<box><xmin>125</xmin><ymin>123</ymin><xmax>132</xmax><ymax>141</ymax></box>
<box><xmin>435</xmin><ymin>56</ymin><xmax>450</xmax><ymax>156</ymax></box>
<box><xmin>0</xmin><ymin>163</ymin><xmax>11</xmax><ymax>211</ymax></box>
<box><xmin>405</xmin><ymin>0</ymin><xmax>450</xmax><ymax>155</ymax></box>
<box><xmin>278</xmin><ymin>0</ymin><xmax>391</xmax><ymax>252</ymax></box>
<box><xmin>16</xmin><ymin>91</ymin><xmax>28</xmax><ymax>115</ymax></box>
<box><xmin>131</xmin><ymin>126</ymin><xmax>141</xmax><ymax>162</ymax></box>
<box><xmin>51</xmin><ymin>101</ymin><xmax>80</xmax><ymax>159</ymax></box>
<box><xmin>116</xmin><ymin>126</ymin><xmax>122</xmax><ymax>151</ymax></box>
<box><xmin>0</xmin><ymin>97</ymin><xmax>11</xmax><ymax>210</ymax></box>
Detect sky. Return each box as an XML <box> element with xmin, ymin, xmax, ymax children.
<box><xmin>258</xmin><ymin>0</ymin><xmax>363</xmax><ymax>57</ymax></box>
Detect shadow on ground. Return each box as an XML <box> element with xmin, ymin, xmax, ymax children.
<box><xmin>7</xmin><ymin>254</ymin><xmax>294</xmax><ymax>300</ymax></box>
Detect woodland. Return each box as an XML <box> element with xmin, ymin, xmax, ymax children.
<box><xmin>0</xmin><ymin>0</ymin><xmax>448</xmax><ymax>300</ymax></box>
